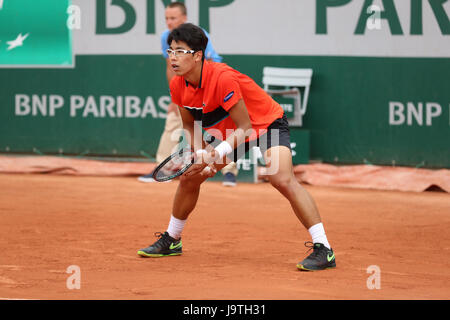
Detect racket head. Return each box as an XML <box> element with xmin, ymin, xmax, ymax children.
<box><xmin>152</xmin><ymin>148</ymin><xmax>195</xmax><ymax>182</ymax></box>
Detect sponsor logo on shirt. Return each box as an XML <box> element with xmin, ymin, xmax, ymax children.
<box><xmin>224</xmin><ymin>91</ymin><xmax>234</xmax><ymax>103</ymax></box>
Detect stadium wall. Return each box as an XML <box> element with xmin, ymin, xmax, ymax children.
<box><xmin>0</xmin><ymin>0</ymin><xmax>449</xmax><ymax>168</ymax></box>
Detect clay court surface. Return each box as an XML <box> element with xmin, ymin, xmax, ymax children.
<box><xmin>0</xmin><ymin>173</ymin><xmax>449</xmax><ymax>300</ymax></box>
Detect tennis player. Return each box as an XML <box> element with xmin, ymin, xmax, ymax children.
<box><xmin>137</xmin><ymin>23</ymin><xmax>336</xmax><ymax>271</ymax></box>
<box><xmin>138</xmin><ymin>2</ymin><xmax>238</xmax><ymax>187</ymax></box>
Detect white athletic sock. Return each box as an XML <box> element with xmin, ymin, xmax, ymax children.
<box><xmin>166</xmin><ymin>215</ymin><xmax>186</xmax><ymax>240</ymax></box>
<box><xmin>308</xmin><ymin>223</ymin><xmax>331</xmax><ymax>250</ymax></box>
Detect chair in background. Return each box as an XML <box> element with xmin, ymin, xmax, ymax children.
<box><xmin>262</xmin><ymin>67</ymin><xmax>313</xmax><ymax>127</ymax></box>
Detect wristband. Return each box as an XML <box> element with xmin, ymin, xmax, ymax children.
<box><xmin>195</xmin><ymin>149</ymin><xmax>207</xmax><ymax>156</ymax></box>
<box><xmin>214</xmin><ymin>141</ymin><xmax>233</xmax><ymax>158</ymax></box>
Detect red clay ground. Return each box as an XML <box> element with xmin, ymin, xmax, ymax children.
<box><xmin>0</xmin><ymin>173</ymin><xmax>449</xmax><ymax>300</ymax></box>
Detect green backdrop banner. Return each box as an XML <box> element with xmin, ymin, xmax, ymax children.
<box><xmin>225</xmin><ymin>55</ymin><xmax>450</xmax><ymax>168</ymax></box>
<box><xmin>0</xmin><ymin>0</ymin><xmax>72</xmax><ymax>67</ymax></box>
<box><xmin>0</xmin><ymin>54</ymin><xmax>448</xmax><ymax>168</ymax></box>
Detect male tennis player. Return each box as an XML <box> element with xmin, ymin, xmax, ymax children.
<box><xmin>137</xmin><ymin>23</ymin><xmax>336</xmax><ymax>271</ymax></box>
<box><xmin>138</xmin><ymin>2</ymin><xmax>238</xmax><ymax>187</ymax></box>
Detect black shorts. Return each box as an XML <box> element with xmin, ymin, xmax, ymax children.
<box><xmin>205</xmin><ymin>113</ymin><xmax>292</xmax><ymax>163</ymax></box>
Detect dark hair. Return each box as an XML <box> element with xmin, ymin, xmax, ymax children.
<box><xmin>167</xmin><ymin>2</ymin><xmax>187</xmax><ymax>16</ymax></box>
<box><xmin>167</xmin><ymin>23</ymin><xmax>209</xmax><ymax>61</ymax></box>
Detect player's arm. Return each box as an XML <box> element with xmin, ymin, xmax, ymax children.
<box><xmin>206</xmin><ymin>99</ymin><xmax>252</xmax><ymax>168</ymax></box>
<box><xmin>222</xmin><ymin>98</ymin><xmax>252</xmax><ymax>149</ymax></box>
<box><xmin>184</xmin><ymin>99</ymin><xmax>252</xmax><ymax>177</ymax></box>
<box><xmin>178</xmin><ymin>106</ymin><xmax>212</xmax><ymax>177</ymax></box>
<box><xmin>178</xmin><ymin>106</ymin><xmax>205</xmax><ymax>151</ymax></box>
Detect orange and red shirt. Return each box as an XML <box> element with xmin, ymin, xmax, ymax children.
<box><xmin>169</xmin><ymin>60</ymin><xmax>284</xmax><ymax>142</ymax></box>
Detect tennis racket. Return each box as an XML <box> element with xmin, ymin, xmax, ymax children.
<box><xmin>152</xmin><ymin>148</ymin><xmax>195</xmax><ymax>182</ymax></box>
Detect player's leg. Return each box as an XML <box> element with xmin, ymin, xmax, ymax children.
<box><xmin>171</xmin><ymin>170</ymin><xmax>211</xmax><ymax>220</ymax></box>
<box><xmin>171</xmin><ymin>159</ymin><xmax>232</xmax><ymax>220</ymax></box>
<box><xmin>264</xmin><ymin>145</ymin><xmax>336</xmax><ymax>271</ymax></box>
<box><xmin>137</xmin><ymin>162</ymin><xmax>229</xmax><ymax>257</ymax></box>
<box><xmin>264</xmin><ymin>145</ymin><xmax>321</xmax><ymax>229</ymax></box>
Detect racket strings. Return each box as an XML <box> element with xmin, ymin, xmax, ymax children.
<box><xmin>153</xmin><ymin>148</ymin><xmax>195</xmax><ymax>181</ymax></box>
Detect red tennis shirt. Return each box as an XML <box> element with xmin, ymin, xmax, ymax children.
<box><xmin>169</xmin><ymin>61</ymin><xmax>284</xmax><ymax>142</ymax></box>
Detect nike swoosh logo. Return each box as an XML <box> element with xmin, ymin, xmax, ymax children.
<box><xmin>327</xmin><ymin>252</ymin><xmax>335</xmax><ymax>262</ymax></box>
<box><xmin>169</xmin><ymin>242</ymin><xmax>182</xmax><ymax>250</ymax></box>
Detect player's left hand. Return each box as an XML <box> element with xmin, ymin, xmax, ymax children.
<box><xmin>183</xmin><ymin>150</ymin><xmax>219</xmax><ymax>178</ymax></box>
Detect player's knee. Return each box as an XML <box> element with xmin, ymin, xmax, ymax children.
<box><xmin>268</xmin><ymin>174</ymin><xmax>294</xmax><ymax>192</ymax></box>
<box><xmin>179</xmin><ymin>174</ymin><xmax>205</xmax><ymax>189</ymax></box>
